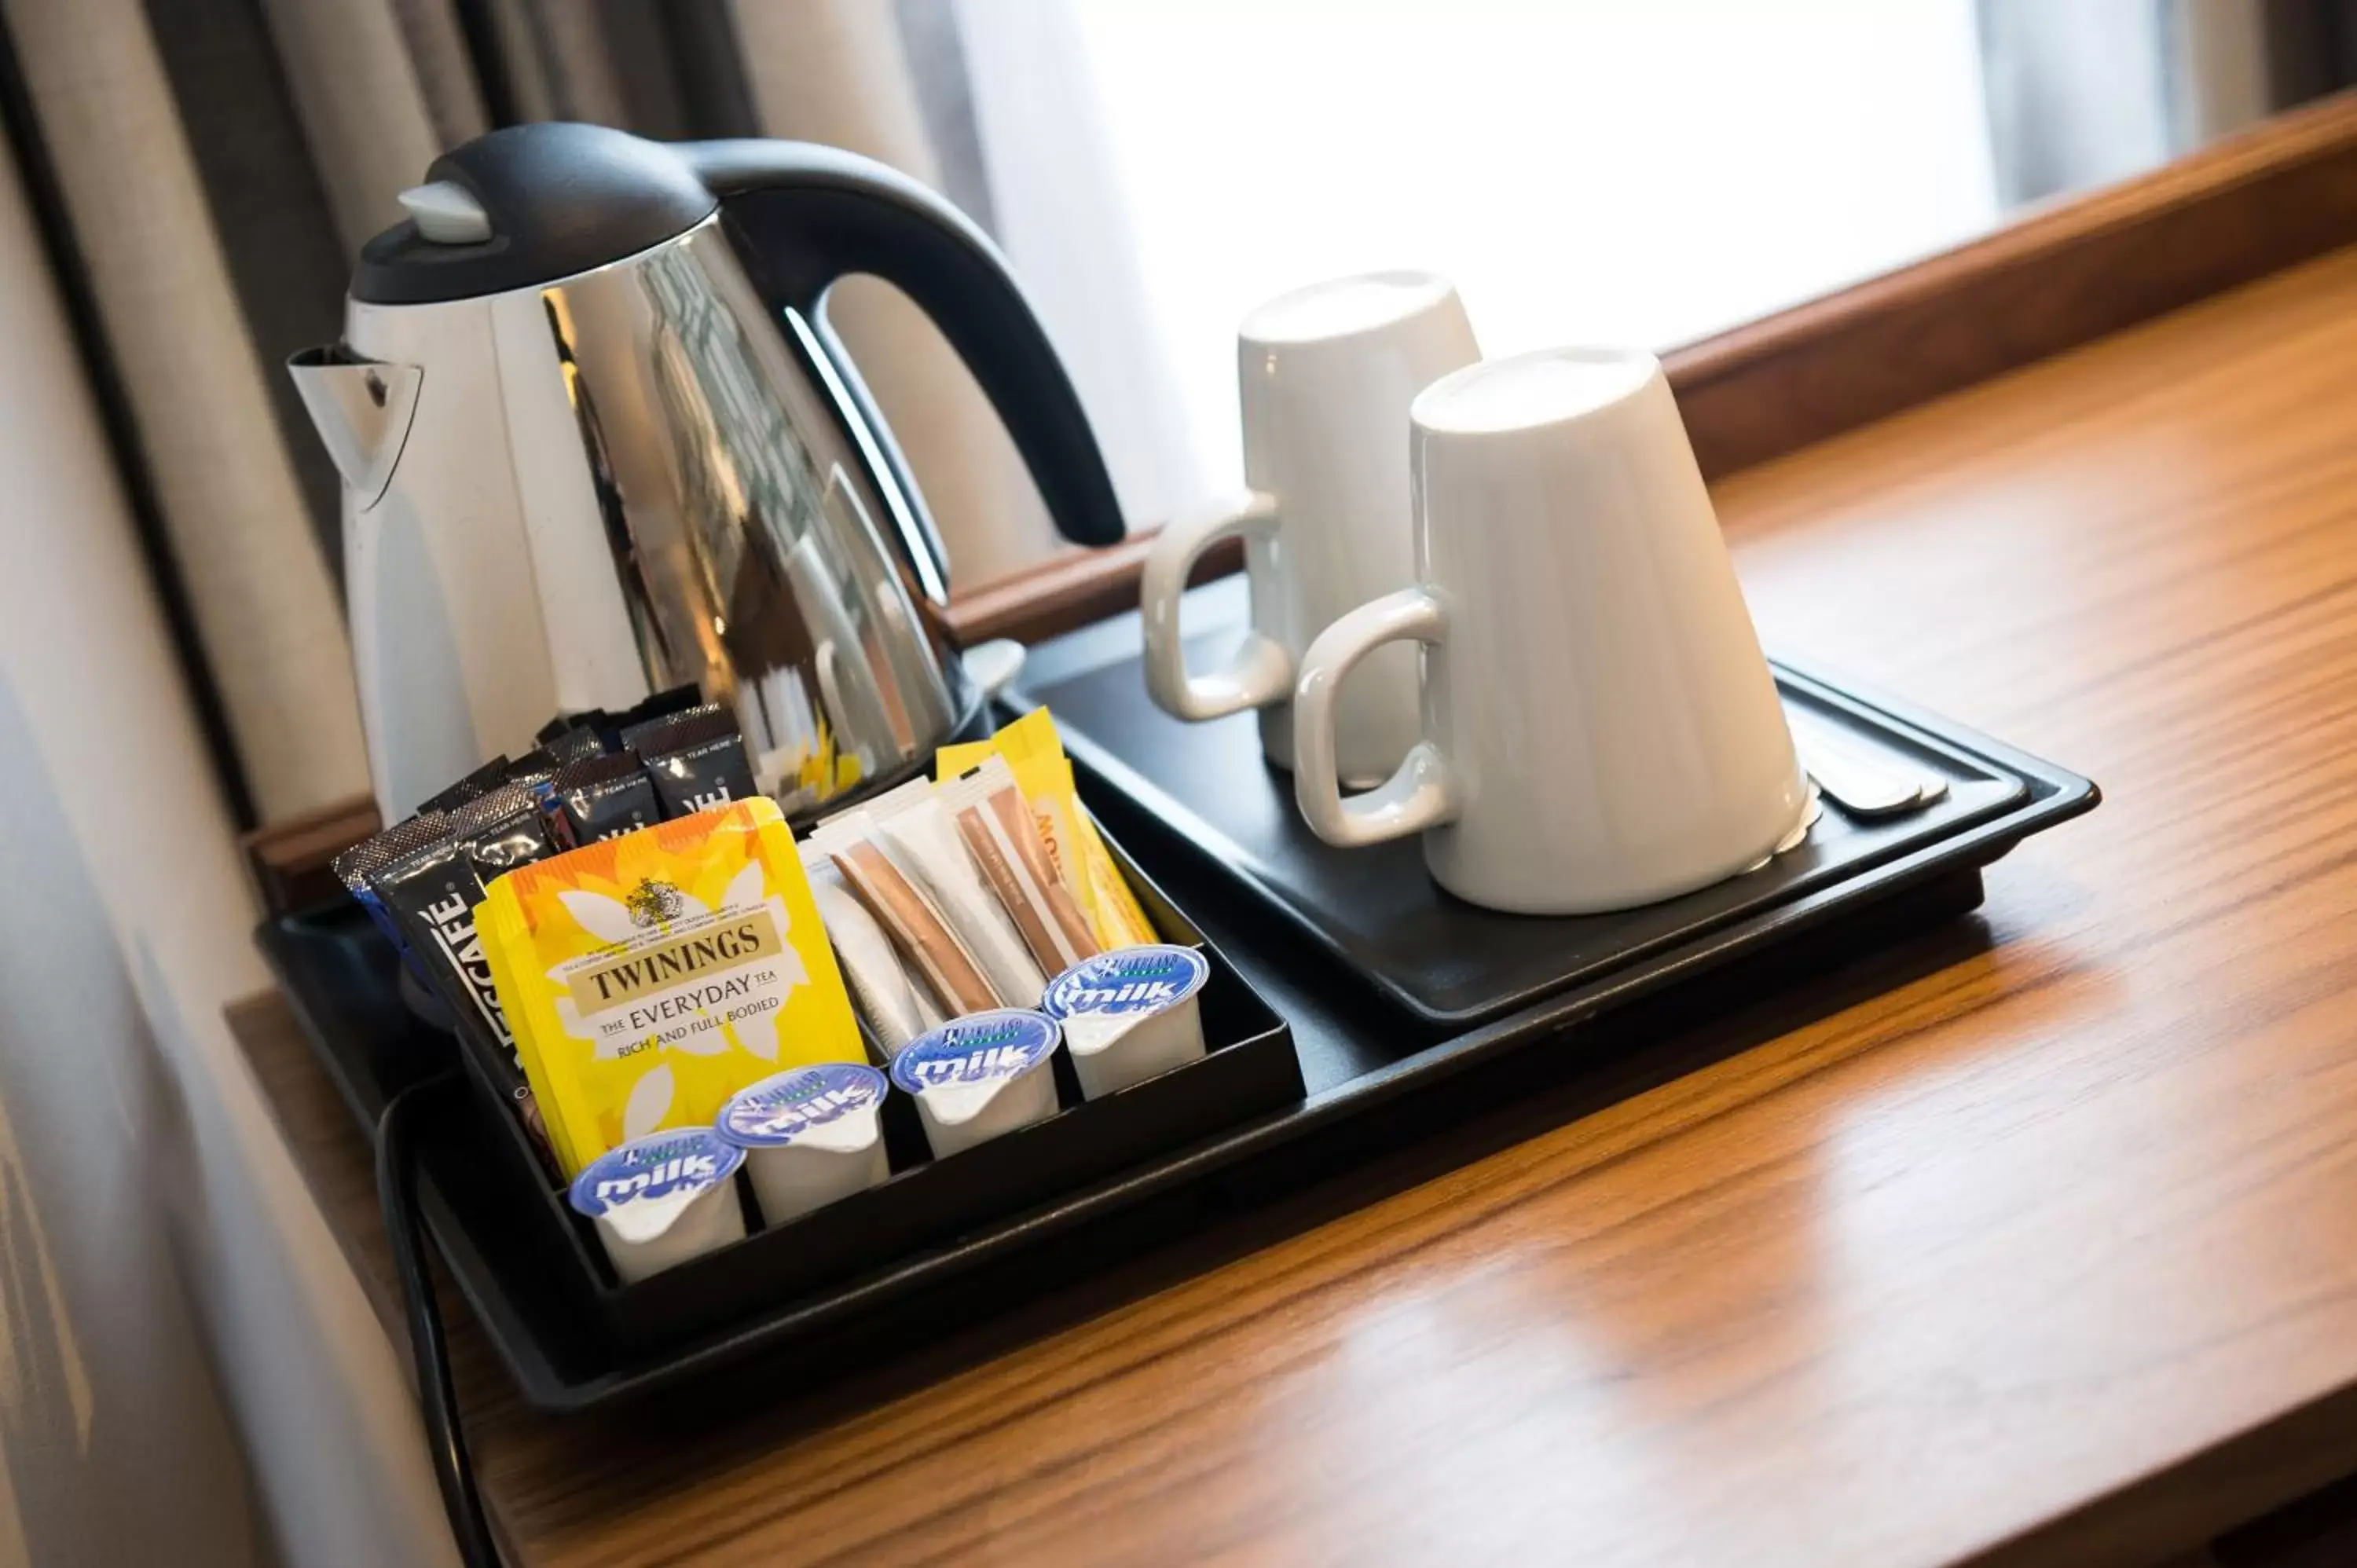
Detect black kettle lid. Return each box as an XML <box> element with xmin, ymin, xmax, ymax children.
<box><xmin>352</xmin><ymin>123</ymin><xmax>717</xmax><ymax>306</ymax></box>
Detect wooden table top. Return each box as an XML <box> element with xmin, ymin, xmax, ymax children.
<box><xmin>233</xmin><ymin>244</ymin><xmax>2357</xmax><ymax>1567</ymax></box>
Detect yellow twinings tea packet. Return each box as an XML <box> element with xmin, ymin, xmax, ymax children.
<box><xmin>937</xmin><ymin>708</ymin><xmax>1158</xmax><ymax>950</ymax></box>
<box><xmin>480</xmin><ymin>797</ymin><xmax>863</xmax><ymax>1176</ymax></box>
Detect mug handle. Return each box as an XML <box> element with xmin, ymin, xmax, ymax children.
<box><xmin>1293</xmin><ymin>588</ymin><xmax>1458</xmax><ymax>847</ymax></box>
<box><xmin>1140</xmin><ymin>489</ymin><xmax>1290</xmax><ymax>720</ymax></box>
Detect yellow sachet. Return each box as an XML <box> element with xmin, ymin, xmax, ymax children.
<box><xmin>937</xmin><ymin>709</ymin><xmax>1158</xmax><ymax>949</ymax></box>
<box><xmin>1071</xmin><ymin>805</ymin><xmax>1159</xmax><ymax>949</ymax></box>
<box><xmin>480</xmin><ymin>797</ymin><xmax>863</xmax><ymax>1176</ymax></box>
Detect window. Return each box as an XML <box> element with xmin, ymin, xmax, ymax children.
<box><xmin>1067</xmin><ymin>0</ymin><xmax>2000</xmax><ymax>493</ymax></box>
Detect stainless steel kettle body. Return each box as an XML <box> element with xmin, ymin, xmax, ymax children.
<box><xmin>290</xmin><ymin>125</ymin><xmax>1124</xmax><ymax>822</ymax></box>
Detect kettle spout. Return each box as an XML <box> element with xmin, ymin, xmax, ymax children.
<box><xmin>286</xmin><ymin>346</ymin><xmax>421</xmax><ymax>509</ymax></box>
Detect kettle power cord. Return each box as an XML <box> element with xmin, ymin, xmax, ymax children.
<box><xmin>376</xmin><ymin>1078</ymin><xmax>502</xmax><ymax>1568</ymax></box>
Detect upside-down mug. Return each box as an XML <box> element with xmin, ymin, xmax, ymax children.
<box><xmin>1139</xmin><ymin>270</ymin><xmax>1479</xmax><ymax>786</ymax></box>
<box><xmin>1292</xmin><ymin>346</ymin><xmax>1807</xmax><ymax>914</ymax></box>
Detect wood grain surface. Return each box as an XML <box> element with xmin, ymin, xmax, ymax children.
<box><xmin>946</xmin><ymin>529</ymin><xmax>1241</xmax><ymax>650</ymax></box>
<box><xmin>948</xmin><ymin>89</ymin><xmax>2357</xmax><ymax>652</ymax></box>
<box><xmin>238</xmin><ymin>244</ymin><xmax>2357</xmax><ymax>1566</ymax></box>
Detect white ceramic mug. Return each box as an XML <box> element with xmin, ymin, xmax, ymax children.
<box><xmin>1292</xmin><ymin>346</ymin><xmax>1807</xmax><ymax>914</ymax></box>
<box><xmin>1140</xmin><ymin>271</ymin><xmax>1479</xmax><ymax>786</ymax></box>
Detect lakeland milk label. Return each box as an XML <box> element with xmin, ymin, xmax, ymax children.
<box><xmin>719</xmin><ymin>1063</ymin><xmax>886</xmax><ymax>1148</ymax></box>
<box><xmin>570</xmin><ymin>1127</ymin><xmax>742</xmax><ymax>1218</ymax></box>
<box><xmin>890</xmin><ymin>1010</ymin><xmax>1058</xmax><ymax>1095</ymax></box>
<box><xmin>1042</xmin><ymin>944</ymin><xmax>1208</xmax><ymax>1021</ymax></box>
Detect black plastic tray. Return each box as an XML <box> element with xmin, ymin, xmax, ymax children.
<box><xmin>1009</xmin><ymin>577</ymin><xmax>2057</xmax><ymax>1029</ymax></box>
<box><xmin>261</xmin><ymin>622</ymin><xmax>2093</xmax><ymax>1413</ymax></box>
<box><xmin>260</xmin><ymin>830</ymin><xmax>1301</xmax><ymax>1383</ymax></box>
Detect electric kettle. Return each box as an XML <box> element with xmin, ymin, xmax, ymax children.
<box><xmin>288</xmin><ymin>123</ymin><xmax>1124</xmax><ymax>822</ymax></box>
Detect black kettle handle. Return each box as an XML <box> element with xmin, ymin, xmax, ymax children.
<box><xmin>687</xmin><ymin>140</ymin><xmax>1127</xmax><ymax>599</ymax></box>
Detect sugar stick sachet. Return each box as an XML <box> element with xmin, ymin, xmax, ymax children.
<box><xmin>938</xmin><ymin>755</ymin><xmax>1098</xmax><ymax>977</ymax></box>
<box><xmin>809</xmin><ymin>808</ymin><xmax>1000</xmax><ymax>1017</ymax></box>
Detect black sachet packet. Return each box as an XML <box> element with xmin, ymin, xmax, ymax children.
<box><xmin>329</xmin><ymin>812</ymin><xmax>449</xmax><ymax>981</ymax></box>
<box><xmin>544</xmin><ymin>726</ymin><xmax>605</xmax><ymax>766</ymax></box>
<box><xmin>458</xmin><ymin>779</ymin><xmax>560</xmax><ymax>881</ymax></box>
<box><xmin>416</xmin><ymin>755</ymin><xmax>510</xmax><ymax>815</ymax></box>
<box><xmin>535</xmin><ymin>709</ymin><xmax>604</xmax><ymax>746</ymax></box>
<box><xmin>539</xmin><ymin>683</ymin><xmax>706</xmax><ymax>755</ymax></box>
<box><xmin>631</xmin><ymin>705</ymin><xmax>757</xmax><ymax>818</ymax></box>
<box><xmin>369</xmin><ymin>830</ymin><xmax>523</xmax><ymax>1102</ymax></box>
<box><xmin>546</xmin><ymin>751</ymin><xmax>661</xmax><ymax>846</ymax></box>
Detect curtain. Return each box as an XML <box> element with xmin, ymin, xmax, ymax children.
<box><xmin>956</xmin><ymin>0</ymin><xmax>1195</xmax><ymax>551</ymax></box>
<box><xmin>1975</xmin><ymin>0</ymin><xmax>2357</xmax><ymax>207</ymax></box>
<box><xmin>0</xmin><ymin>2</ymin><xmax>1187</xmax><ymax>1559</ymax></box>
<box><xmin>0</xmin><ymin>0</ymin><xmax>372</xmax><ymax>826</ymax></box>
<box><xmin>733</xmin><ymin>0</ymin><xmax>1071</xmax><ymax>584</ymax></box>
<box><xmin>0</xmin><ymin>75</ymin><xmax>457</xmax><ymax>1568</ymax></box>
